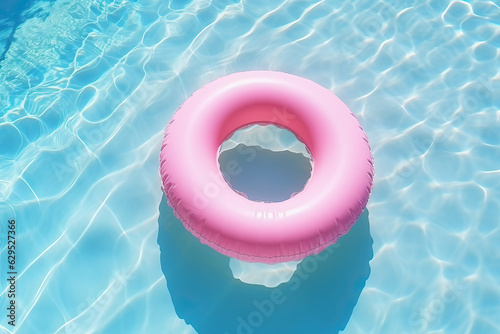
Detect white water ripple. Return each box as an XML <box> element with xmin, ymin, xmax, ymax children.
<box><xmin>0</xmin><ymin>0</ymin><xmax>499</xmax><ymax>333</ymax></box>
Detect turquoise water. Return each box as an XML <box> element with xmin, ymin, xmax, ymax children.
<box><xmin>1</xmin><ymin>0</ymin><xmax>499</xmax><ymax>333</ymax></box>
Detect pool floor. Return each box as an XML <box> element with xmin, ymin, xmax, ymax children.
<box><xmin>1</xmin><ymin>0</ymin><xmax>499</xmax><ymax>333</ymax></box>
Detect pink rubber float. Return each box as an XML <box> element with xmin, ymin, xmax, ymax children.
<box><xmin>160</xmin><ymin>71</ymin><xmax>373</xmax><ymax>263</ymax></box>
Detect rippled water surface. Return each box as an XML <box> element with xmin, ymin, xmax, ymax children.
<box><xmin>0</xmin><ymin>0</ymin><xmax>499</xmax><ymax>333</ymax></box>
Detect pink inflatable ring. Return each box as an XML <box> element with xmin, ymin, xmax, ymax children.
<box><xmin>160</xmin><ymin>71</ymin><xmax>373</xmax><ymax>263</ymax></box>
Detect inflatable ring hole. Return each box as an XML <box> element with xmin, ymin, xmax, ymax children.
<box><xmin>218</xmin><ymin>124</ymin><xmax>313</xmax><ymax>203</ymax></box>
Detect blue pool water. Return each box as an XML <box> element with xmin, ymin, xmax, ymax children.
<box><xmin>1</xmin><ymin>0</ymin><xmax>499</xmax><ymax>333</ymax></box>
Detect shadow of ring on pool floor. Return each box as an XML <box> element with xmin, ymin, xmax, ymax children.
<box><xmin>157</xmin><ymin>196</ymin><xmax>373</xmax><ymax>334</ymax></box>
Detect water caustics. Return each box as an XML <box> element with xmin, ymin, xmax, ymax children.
<box><xmin>0</xmin><ymin>0</ymin><xmax>499</xmax><ymax>333</ymax></box>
